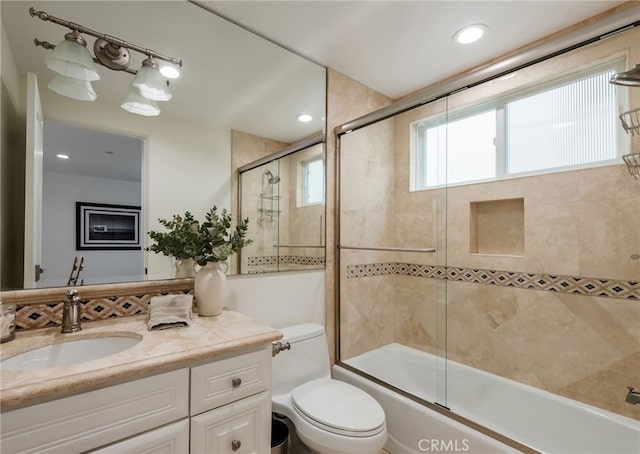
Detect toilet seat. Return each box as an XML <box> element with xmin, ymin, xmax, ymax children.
<box><xmin>291</xmin><ymin>378</ymin><xmax>386</xmax><ymax>438</ymax></box>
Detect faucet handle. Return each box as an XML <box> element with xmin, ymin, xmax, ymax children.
<box><xmin>64</xmin><ymin>289</ymin><xmax>82</xmax><ymax>304</ymax></box>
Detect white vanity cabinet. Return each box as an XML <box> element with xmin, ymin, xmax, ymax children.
<box><xmin>89</xmin><ymin>419</ymin><xmax>191</xmax><ymax>454</ymax></box>
<box><xmin>190</xmin><ymin>348</ymin><xmax>271</xmax><ymax>453</ymax></box>
<box><xmin>0</xmin><ymin>345</ymin><xmax>272</xmax><ymax>454</ymax></box>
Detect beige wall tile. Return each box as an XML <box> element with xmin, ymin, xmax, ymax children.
<box><xmin>340</xmin><ymin>275</ymin><xmax>395</xmax><ymax>360</ymax></box>
<box><xmin>578</xmin><ymin>197</ymin><xmax>640</xmax><ymax>280</ymax></box>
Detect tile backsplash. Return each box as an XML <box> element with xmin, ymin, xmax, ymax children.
<box><xmin>1</xmin><ymin>279</ymin><xmax>193</xmax><ymax>331</ymax></box>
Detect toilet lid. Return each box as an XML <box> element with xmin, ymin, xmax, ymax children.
<box><xmin>291</xmin><ymin>378</ymin><xmax>385</xmax><ymax>436</ymax></box>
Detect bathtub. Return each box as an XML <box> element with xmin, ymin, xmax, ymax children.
<box><xmin>334</xmin><ymin>343</ymin><xmax>640</xmax><ymax>454</ymax></box>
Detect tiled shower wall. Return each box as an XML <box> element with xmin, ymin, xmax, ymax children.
<box><xmin>339</xmin><ymin>26</ymin><xmax>640</xmax><ymax>420</ymax></box>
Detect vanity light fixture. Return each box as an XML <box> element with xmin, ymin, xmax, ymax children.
<box><xmin>160</xmin><ymin>64</ymin><xmax>181</xmax><ymax>79</ymax></box>
<box><xmin>121</xmin><ymin>86</ymin><xmax>161</xmax><ymax>117</ymax></box>
<box><xmin>29</xmin><ymin>6</ymin><xmax>182</xmax><ymax>116</ymax></box>
<box><xmin>48</xmin><ymin>74</ymin><xmax>97</xmax><ymax>101</ymax></box>
<box><xmin>609</xmin><ymin>64</ymin><xmax>640</xmax><ymax>87</ymax></box>
<box><xmin>453</xmin><ymin>24</ymin><xmax>488</xmax><ymax>45</ymax></box>
<box><xmin>56</xmin><ymin>154</ymin><xmax>70</xmax><ymax>159</ymax></box>
<box><xmin>297</xmin><ymin>114</ymin><xmax>313</xmax><ymax>123</ymax></box>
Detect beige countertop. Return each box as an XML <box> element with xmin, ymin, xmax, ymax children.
<box><xmin>0</xmin><ymin>310</ymin><xmax>282</xmax><ymax>411</ymax></box>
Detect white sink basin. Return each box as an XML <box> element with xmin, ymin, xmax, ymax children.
<box><xmin>0</xmin><ymin>335</ymin><xmax>141</xmax><ymax>371</ymax></box>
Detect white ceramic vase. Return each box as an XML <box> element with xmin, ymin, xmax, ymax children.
<box><xmin>194</xmin><ymin>262</ymin><xmax>228</xmax><ymax>316</ymax></box>
<box><xmin>174</xmin><ymin>258</ymin><xmax>196</xmax><ymax>278</ymax></box>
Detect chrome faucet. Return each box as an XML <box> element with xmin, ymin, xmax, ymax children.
<box><xmin>625</xmin><ymin>387</ymin><xmax>640</xmax><ymax>405</ymax></box>
<box><xmin>61</xmin><ymin>289</ymin><xmax>83</xmax><ymax>333</ymax></box>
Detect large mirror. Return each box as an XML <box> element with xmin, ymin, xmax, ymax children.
<box><xmin>0</xmin><ymin>0</ymin><xmax>326</xmax><ymax>290</ymax></box>
<box><xmin>238</xmin><ymin>135</ymin><xmax>325</xmax><ymax>274</ymax></box>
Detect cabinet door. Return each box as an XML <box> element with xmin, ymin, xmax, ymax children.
<box><xmin>88</xmin><ymin>419</ymin><xmax>189</xmax><ymax>454</ymax></box>
<box><xmin>1</xmin><ymin>369</ymin><xmax>189</xmax><ymax>453</ymax></box>
<box><xmin>191</xmin><ymin>392</ymin><xmax>270</xmax><ymax>454</ymax></box>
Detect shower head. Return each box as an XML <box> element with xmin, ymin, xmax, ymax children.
<box><xmin>265</xmin><ymin>170</ymin><xmax>280</xmax><ymax>184</ymax></box>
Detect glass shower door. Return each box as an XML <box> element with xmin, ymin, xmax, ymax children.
<box><xmin>337</xmin><ymin>97</ymin><xmax>449</xmax><ymax>408</ymax></box>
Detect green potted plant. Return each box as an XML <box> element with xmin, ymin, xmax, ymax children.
<box><xmin>147</xmin><ymin>206</ymin><xmax>252</xmax><ymax>316</ymax></box>
<box><xmin>147</xmin><ymin>211</ymin><xmax>199</xmax><ymax>278</ymax></box>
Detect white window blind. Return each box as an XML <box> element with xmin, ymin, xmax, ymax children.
<box><xmin>413</xmin><ymin>61</ymin><xmax>623</xmax><ymax>190</ymax></box>
<box><xmin>505</xmin><ymin>68</ymin><xmax>619</xmax><ymax>174</ymax></box>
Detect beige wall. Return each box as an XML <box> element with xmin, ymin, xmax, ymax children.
<box><xmin>336</xmin><ymin>25</ymin><xmax>640</xmax><ymax>420</ymax></box>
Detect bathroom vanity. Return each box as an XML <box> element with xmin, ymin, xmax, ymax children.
<box><xmin>0</xmin><ymin>311</ymin><xmax>281</xmax><ymax>453</ymax></box>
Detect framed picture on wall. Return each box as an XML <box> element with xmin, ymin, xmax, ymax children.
<box><xmin>76</xmin><ymin>202</ymin><xmax>141</xmax><ymax>250</ymax></box>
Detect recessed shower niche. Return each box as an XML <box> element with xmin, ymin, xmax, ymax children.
<box><xmin>470</xmin><ymin>198</ymin><xmax>524</xmax><ymax>256</ymax></box>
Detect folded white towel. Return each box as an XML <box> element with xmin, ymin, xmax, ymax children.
<box><xmin>147</xmin><ymin>294</ymin><xmax>193</xmax><ymax>331</ymax></box>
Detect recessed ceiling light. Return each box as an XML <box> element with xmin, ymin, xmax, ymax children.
<box><xmin>56</xmin><ymin>153</ymin><xmax>70</xmax><ymax>159</ymax></box>
<box><xmin>297</xmin><ymin>114</ymin><xmax>313</xmax><ymax>123</ymax></box>
<box><xmin>453</xmin><ymin>24</ymin><xmax>488</xmax><ymax>45</ymax></box>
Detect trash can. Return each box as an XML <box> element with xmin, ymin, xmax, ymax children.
<box><xmin>271</xmin><ymin>418</ymin><xmax>289</xmax><ymax>454</ymax></box>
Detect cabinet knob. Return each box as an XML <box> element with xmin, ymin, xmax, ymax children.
<box><xmin>232</xmin><ymin>377</ymin><xmax>242</xmax><ymax>388</ymax></box>
<box><xmin>231</xmin><ymin>439</ymin><xmax>242</xmax><ymax>451</ymax></box>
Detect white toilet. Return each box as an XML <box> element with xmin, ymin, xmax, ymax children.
<box><xmin>272</xmin><ymin>324</ymin><xmax>387</xmax><ymax>454</ymax></box>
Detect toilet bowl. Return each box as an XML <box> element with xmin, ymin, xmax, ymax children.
<box><xmin>272</xmin><ymin>324</ymin><xmax>387</xmax><ymax>454</ymax></box>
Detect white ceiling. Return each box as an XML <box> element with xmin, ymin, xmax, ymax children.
<box><xmin>203</xmin><ymin>0</ymin><xmax>626</xmax><ymax>100</ymax></box>
<box><xmin>43</xmin><ymin>120</ymin><xmax>143</xmax><ymax>182</ymax></box>
<box><xmin>2</xmin><ymin>1</ymin><xmax>628</xmax><ymax>181</ymax></box>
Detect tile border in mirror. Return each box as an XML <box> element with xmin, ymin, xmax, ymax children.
<box><xmin>0</xmin><ymin>279</ymin><xmax>193</xmax><ymax>331</ymax></box>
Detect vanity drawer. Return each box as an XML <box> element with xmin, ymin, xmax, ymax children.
<box><xmin>190</xmin><ymin>346</ymin><xmax>270</xmax><ymax>415</ymax></box>
<box><xmin>0</xmin><ymin>368</ymin><xmax>189</xmax><ymax>453</ymax></box>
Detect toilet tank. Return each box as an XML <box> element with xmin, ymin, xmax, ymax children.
<box><xmin>272</xmin><ymin>323</ymin><xmax>331</xmax><ymax>397</ymax></box>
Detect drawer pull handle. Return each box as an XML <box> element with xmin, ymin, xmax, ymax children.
<box><xmin>232</xmin><ymin>377</ymin><xmax>242</xmax><ymax>388</ymax></box>
<box><xmin>231</xmin><ymin>439</ymin><xmax>242</xmax><ymax>451</ymax></box>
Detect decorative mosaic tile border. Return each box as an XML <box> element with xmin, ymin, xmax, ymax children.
<box><xmin>346</xmin><ymin>263</ymin><xmax>639</xmax><ymax>301</ymax></box>
<box><xmin>248</xmin><ymin>255</ymin><xmax>326</xmax><ymax>266</ymax></box>
<box><xmin>13</xmin><ymin>289</ymin><xmax>192</xmax><ymax>330</ymax></box>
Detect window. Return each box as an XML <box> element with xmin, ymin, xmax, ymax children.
<box><xmin>413</xmin><ymin>60</ymin><xmax>625</xmax><ymax>190</ymax></box>
<box><xmin>299</xmin><ymin>156</ymin><xmax>324</xmax><ymax>206</ymax></box>
<box><xmin>416</xmin><ymin>108</ymin><xmax>496</xmax><ymax>188</ymax></box>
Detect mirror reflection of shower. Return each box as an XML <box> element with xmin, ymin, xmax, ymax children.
<box><xmin>260</xmin><ymin>169</ymin><xmax>281</xmax><ymax>221</ymax></box>
<box><xmin>265</xmin><ymin>170</ymin><xmax>281</xmax><ymax>185</ymax></box>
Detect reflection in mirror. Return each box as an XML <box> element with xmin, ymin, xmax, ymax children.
<box><xmin>0</xmin><ymin>0</ymin><xmax>326</xmax><ymax>290</ymax></box>
<box><xmin>239</xmin><ymin>138</ymin><xmax>325</xmax><ymax>273</ymax></box>
<box><xmin>41</xmin><ymin>120</ymin><xmax>144</xmax><ymax>288</ymax></box>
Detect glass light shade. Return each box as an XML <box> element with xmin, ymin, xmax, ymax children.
<box><xmin>609</xmin><ymin>64</ymin><xmax>640</xmax><ymax>87</ymax></box>
<box><xmin>132</xmin><ymin>64</ymin><xmax>172</xmax><ymax>101</ymax></box>
<box><xmin>48</xmin><ymin>75</ymin><xmax>97</xmax><ymax>101</ymax></box>
<box><xmin>121</xmin><ymin>86</ymin><xmax>161</xmax><ymax>116</ymax></box>
<box><xmin>45</xmin><ymin>38</ymin><xmax>100</xmax><ymax>81</ymax></box>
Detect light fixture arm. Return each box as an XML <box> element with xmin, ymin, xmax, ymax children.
<box><xmin>29</xmin><ymin>7</ymin><xmax>183</xmax><ymax>68</ymax></box>
<box><xmin>34</xmin><ymin>38</ymin><xmax>139</xmax><ymax>75</ymax></box>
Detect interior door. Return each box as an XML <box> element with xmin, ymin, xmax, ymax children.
<box><xmin>23</xmin><ymin>72</ymin><xmax>44</xmax><ymax>288</ymax></box>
